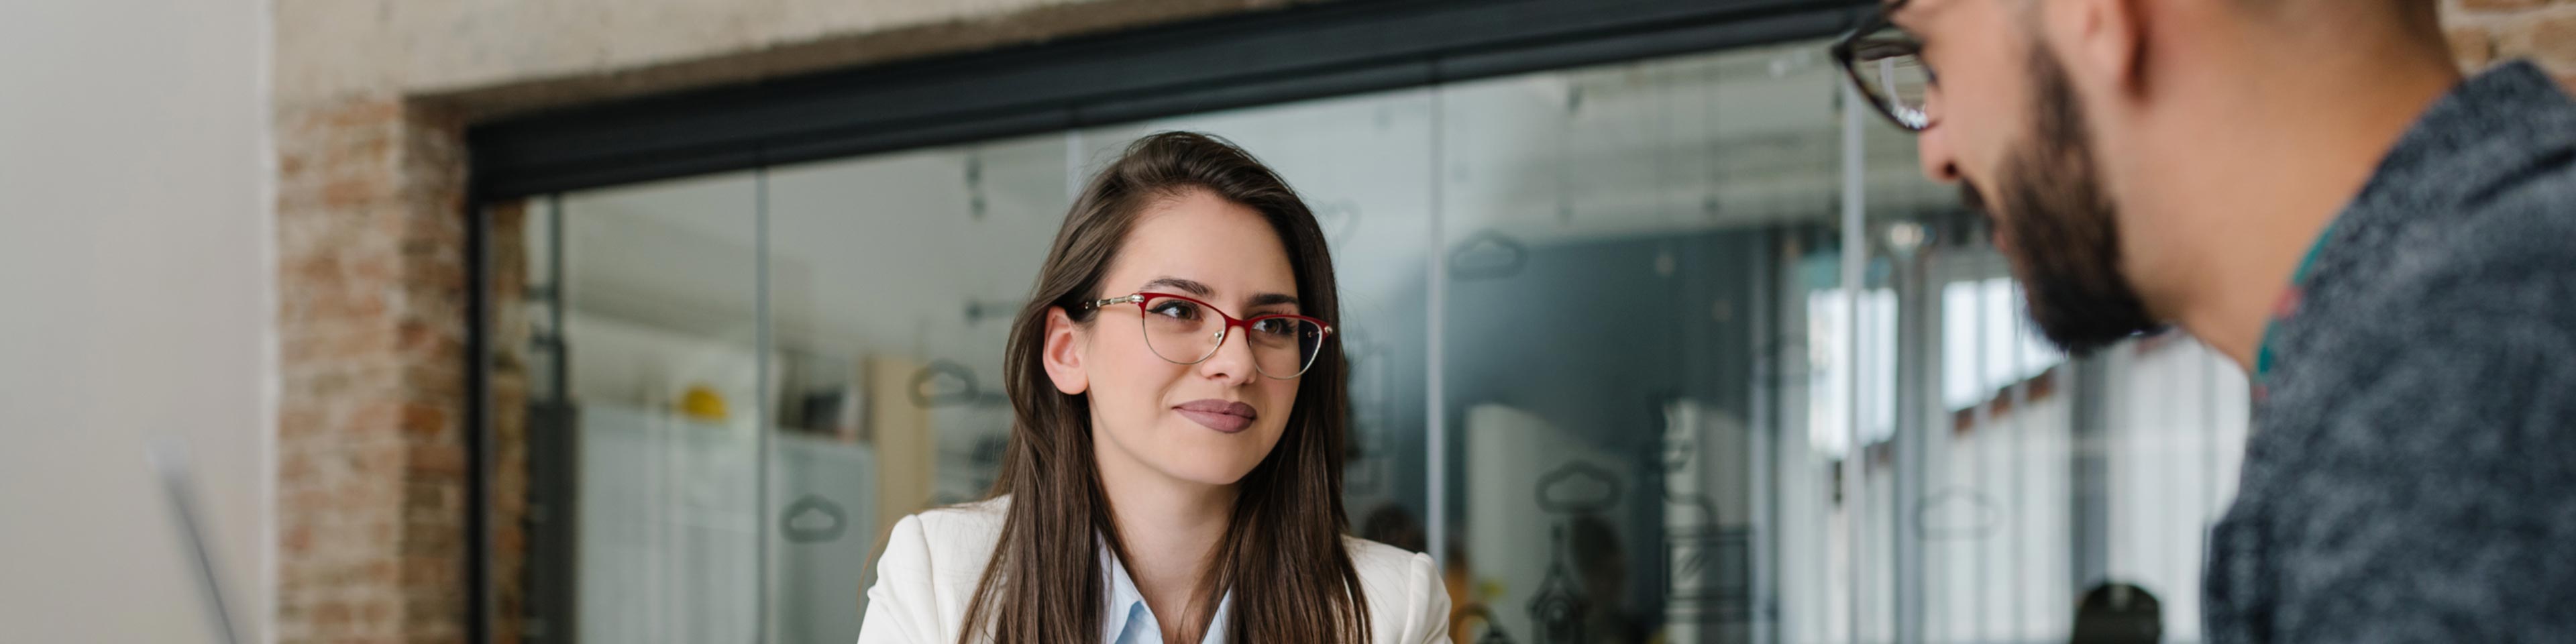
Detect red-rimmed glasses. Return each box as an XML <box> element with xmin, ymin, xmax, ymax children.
<box><xmin>1082</xmin><ymin>292</ymin><xmax>1335</xmax><ymax>380</ymax></box>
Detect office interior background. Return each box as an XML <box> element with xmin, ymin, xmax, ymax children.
<box><xmin>3</xmin><ymin>1</ymin><xmax>2567</xmax><ymax>643</ymax></box>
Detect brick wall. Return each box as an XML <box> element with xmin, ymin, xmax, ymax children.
<box><xmin>274</xmin><ymin>97</ymin><xmax>471</xmax><ymax>644</ymax></box>
<box><xmin>2449</xmin><ymin>0</ymin><xmax>2576</xmax><ymax>83</ymax></box>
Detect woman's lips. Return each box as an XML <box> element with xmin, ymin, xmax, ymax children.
<box><xmin>1173</xmin><ymin>399</ymin><xmax>1257</xmax><ymax>433</ymax></box>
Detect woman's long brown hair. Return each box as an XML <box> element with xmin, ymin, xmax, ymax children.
<box><xmin>957</xmin><ymin>131</ymin><xmax>1367</xmax><ymax>643</ymax></box>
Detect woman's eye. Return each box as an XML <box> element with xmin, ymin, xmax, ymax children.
<box><xmin>1149</xmin><ymin>301</ymin><xmax>1201</xmax><ymax>320</ymax></box>
<box><xmin>1252</xmin><ymin>319</ymin><xmax>1296</xmax><ymax>336</ymax></box>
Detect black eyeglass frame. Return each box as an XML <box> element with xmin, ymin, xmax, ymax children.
<box><xmin>1830</xmin><ymin>0</ymin><xmax>1935</xmax><ymax>132</ymax></box>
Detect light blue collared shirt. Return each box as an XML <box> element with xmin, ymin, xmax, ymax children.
<box><xmin>1100</xmin><ymin>543</ymin><xmax>1232</xmax><ymax>644</ymax></box>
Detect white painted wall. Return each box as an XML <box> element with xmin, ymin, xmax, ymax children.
<box><xmin>0</xmin><ymin>1</ymin><xmax>272</xmax><ymax>642</ymax></box>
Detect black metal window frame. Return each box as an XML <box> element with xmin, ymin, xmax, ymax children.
<box><xmin>462</xmin><ymin>0</ymin><xmax>1871</xmax><ymax>641</ymax></box>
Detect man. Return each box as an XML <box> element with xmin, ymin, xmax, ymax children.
<box><xmin>1833</xmin><ymin>0</ymin><xmax>2576</xmax><ymax>641</ymax></box>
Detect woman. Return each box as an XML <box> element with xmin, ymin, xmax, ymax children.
<box><xmin>855</xmin><ymin>131</ymin><xmax>1450</xmax><ymax>644</ymax></box>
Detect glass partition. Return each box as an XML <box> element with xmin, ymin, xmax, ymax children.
<box><xmin>480</xmin><ymin>35</ymin><xmax>2251</xmax><ymax>644</ymax></box>
<box><xmin>494</xmin><ymin>172</ymin><xmax>767</xmax><ymax>644</ymax></box>
<box><xmin>1432</xmin><ymin>42</ymin><xmax>1845</xmax><ymax>644</ymax></box>
<box><xmin>758</xmin><ymin>131</ymin><xmax>1075</xmax><ymax>642</ymax></box>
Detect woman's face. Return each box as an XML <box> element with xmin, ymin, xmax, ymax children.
<box><xmin>1043</xmin><ymin>189</ymin><xmax>1307</xmax><ymax>489</ymax></box>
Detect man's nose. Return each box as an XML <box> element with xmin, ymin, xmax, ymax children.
<box><xmin>1917</xmin><ymin>121</ymin><xmax>1962</xmax><ymax>184</ymax></box>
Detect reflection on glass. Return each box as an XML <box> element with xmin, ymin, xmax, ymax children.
<box><xmin>761</xmin><ymin>132</ymin><xmax>1071</xmax><ymax>643</ymax></box>
<box><xmin>1438</xmin><ymin>42</ymin><xmax>1851</xmax><ymax>644</ymax></box>
<box><xmin>500</xmin><ymin>172</ymin><xmax>766</xmax><ymax>644</ymax></box>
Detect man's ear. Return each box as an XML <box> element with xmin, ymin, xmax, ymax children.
<box><xmin>1041</xmin><ymin>306</ymin><xmax>1089</xmax><ymax>395</ymax></box>
<box><xmin>2058</xmin><ymin>0</ymin><xmax>2148</xmax><ymax>95</ymax></box>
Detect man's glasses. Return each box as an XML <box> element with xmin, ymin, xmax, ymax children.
<box><xmin>1832</xmin><ymin>3</ymin><xmax>1935</xmax><ymax>133</ymax></box>
<box><xmin>1083</xmin><ymin>292</ymin><xmax>1334</xmax><ymax>380</ymax></box>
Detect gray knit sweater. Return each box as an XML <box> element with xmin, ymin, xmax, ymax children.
<box><xmin>2204</xmin><ymin>60</ymin><xmax>2576</xmax><ymax>643</ymax></box>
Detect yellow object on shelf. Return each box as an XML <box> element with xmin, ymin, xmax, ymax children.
<box><xmin>678</xmin><ymin>384</ymin><xmax>729</xmax><ymax>422</ymax></box>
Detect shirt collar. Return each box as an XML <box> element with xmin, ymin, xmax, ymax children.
<box><xmin>1098</xmin><ymin>540</ymin><xmax>1232</xmax><ymax>644</ymax></box>
<box><xmin>1101</xmin><ymin>540</ymin><xmax>1142</xmax><ymax>643</ymax></box>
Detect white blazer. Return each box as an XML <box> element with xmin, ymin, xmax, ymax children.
<box><xmin>855</xmin><ymin>496</ymin><xmax>1452</xmax><ymax>644</ymax></box>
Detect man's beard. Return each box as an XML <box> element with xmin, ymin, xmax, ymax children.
<box><xmin>1973</xmin><ymin>49</ymin><xmax>2160</xmax><ymax>356</ymax></box>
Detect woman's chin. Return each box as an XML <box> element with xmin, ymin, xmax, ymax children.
<box><xmin>1147</xmin><ymin>453</ymin><xmax>1263</xmax><ymax>487</ymax></box>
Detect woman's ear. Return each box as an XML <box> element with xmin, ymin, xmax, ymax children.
<box><xmin>1041</xmin><ymin>306</ymin><xmax>1090</xmax><ymax>395</ymax></box>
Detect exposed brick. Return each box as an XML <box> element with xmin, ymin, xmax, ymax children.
<box><xmin>284</xmin><ymin>523</ymin><xmax>315</xmax><ymax>553</ymax></box>
<box><xmin>276</xmin><ymin>96</ymin><xmax>476</xmax><ymax>644</ymax></box>
<box><xmin>2451</xmin><ymin>24</ymin><xmax>2500</xmax><ymax>68</ymax></box>
<box><xmin>2460</xmin><ymin>0</ymin><xmax>2556</xmax><ymax>12</ymax></box>
<box><xmin>322</xmin><ymin>175</ymin><xmax>395</xmax><ymax>209</ymax></box>
<box><xmin>396</xmin><ymin>401</ymin><xmax>446</xmax><ymax>437</ymax></box>
<box><xmin>408</xmin><ymin>444</ymin><xmax>466</xmax><ymax>476</ymax></box>
<box><xmin>402</xmin><ymin>555</ymin><xmax>458</xmax><ymax>587</ymax></box>
<box><xmin>2495</xmin><ymin>11</ymin><xmax>2576</xmax><ymax>70</ymax></box>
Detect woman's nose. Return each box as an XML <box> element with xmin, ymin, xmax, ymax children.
<box><xmin>1195</xmin><ymin>325</ymin><xmax>1258</xmax><ymax>385</ymax></box>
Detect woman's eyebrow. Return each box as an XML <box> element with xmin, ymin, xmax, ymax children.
<box><xmin>1140</xmin><ymin>276</ymin><xmax>1212</xmax><ymax>297</ymax></box>
<box><xmin>1141</xmin><ymin>276</ymin><xmax>1297</xmax><ymax>309</ymax></box>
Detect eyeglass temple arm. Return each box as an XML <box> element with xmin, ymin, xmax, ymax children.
<box><xmin>1084</xmin><ymin>294</ymin><xmax>1144</xmax><ymax>309</ymax></box>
